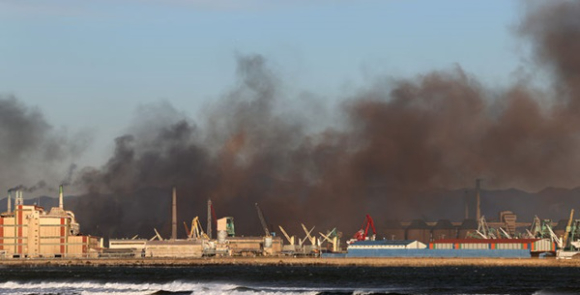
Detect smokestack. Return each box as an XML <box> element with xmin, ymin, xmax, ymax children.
<box><xmin>207</xmin><ymin>199</ymin><xmax>212</xmax><ymax>239</ymax></box>
<box><xmin>16</xmin><ymin>190</ymin><xmax>23</xmax><ymax>206</ymax></box>
<box><xmin>171</xmin><ymin>187</ymin><xmax>177</xmax><ymax>240</ymax></box>
<box><xmin>464</xmin><ymin>190</ymin><xmax>469</xmax><ymax>220</ymax></box>
<box><xmin>7</xmin><ymin>191</ymin><xmax>11</xmax><ymax>213</ymax></box>
<box><xmin>59</xmin><ymin>185</ymin><xmax>64</xmax><ymax>209</ymax></box>
<box><xmin>475</xmin><ymin>179</ymin><xmax>482</xmax><ymax>220</ymax></box>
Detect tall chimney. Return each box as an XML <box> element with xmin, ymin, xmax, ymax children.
<box><xmin>7</xmin><ymin>191</ymin><xmax>11</xmax><ymax>213</ymax></box>
<box><xmin>207</xmin><ymin>199</ymin><xmax>212</xmax><ymax>239</ymax></box>
<box><xmin>171</xmin><ymin>187</ymin><xmax>177</xmax><ymax>240</ymax></box>
<box><xmin>16</xmin><ymin>190</ymin><xmax>23</xmax><ymax>206</ymax></box>
<box><xmin>59</xmin><ymin>185</ymin><xmax>64</xmax><ymax>209</ymax></box>
<box><xmin>464</xmin><ymin>190</ymin><xmax>469</xmax><ymax>220</ymax></box>
<box><xmin>476</xmin><ymin>179</ymin><xmax>482</xmax><ymax>220</ymax></box>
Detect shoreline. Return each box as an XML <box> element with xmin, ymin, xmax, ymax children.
<box><xmin>1</xmin><ymin>257</ymin><xmax>580</xmax><ymax>267</ymax></box>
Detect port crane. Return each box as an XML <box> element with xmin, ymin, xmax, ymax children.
<box><xmin>301</xmin><ymin>223</ymin><xmax>318</xmax><ymax>246</ymax></box>
<box><xmin>562</xmin><ymin>209</ymin><xmax>575</xmax><ymax>250</ymax></box>
<box><xmin>297</xmin><ymin>224</ymin><xmax>315</xmax><ymax>247</ymax></box>
<box><xmin>279</xmin><ymin>225</ymin><xmax>295</xmax><ymax>245</ymax></box>
<box><xmin>255</xmin><ymin>203</ymin><xmax>271</xmax><ymax>237</ymax></box>
<box><xmin>353</xmin><ymin>214</ymin><xmax>376</xmax><ymax>241</ymax></box>
<box><xmin>150</xmin><ymin>228</ymin><xmax>164</xmax><ymax>241</ymax></box>
<box><xmin>319</xmin><ymin>228</ymin><xmax>341</xmax><ymax>252</ymax></box>
<box><xmin>475</xmin><ymin>216</ymin><xmax>498</xmax><ymax>239</ymax></box>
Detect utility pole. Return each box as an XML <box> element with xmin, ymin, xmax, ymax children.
<box><xmin>476</xmin><ymin>179</ymin><xmax>483</xmax><ymax>221</ymax></box>
<box><xmin>207</xmin><ymin>199</ymin><xmax>212</xmax><ymax>239</ymax></box>
<box><xmin>171</xmin><ymin>187</ymin><xmax>177</xmax><ymax>240</ymax></box>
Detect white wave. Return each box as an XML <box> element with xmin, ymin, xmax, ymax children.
<box><xmin>0</xmin><ymin>280</ymin><xmax>323</xmax><ymax>295</ymax></box>
<box><xmin>0</xmin><ymin>280</ymin><xmax>232</xmax><ymax>295</ymax></box>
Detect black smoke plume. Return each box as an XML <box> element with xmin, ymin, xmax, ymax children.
<box><xmin>6</xmin><ymin>1</ymin><xmax>580</xmax><ymax>239</ymax></box>
<box><xmin>0</xmin><ymin>96</ymin><xmax>89</xmax><ymax>196</ymax></box>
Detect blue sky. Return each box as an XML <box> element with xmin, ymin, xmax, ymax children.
<box><xmin>0</xmin><ymin>0</ymin><xmax>524</xmax><ymax>166</ymax></box>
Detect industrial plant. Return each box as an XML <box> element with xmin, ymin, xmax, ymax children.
<box><xmin>1</xmin><ymin>180</ymin><xmax>579</xmax><ymax>260</ymax></box>
<box><xmin>0</xmin><ymin>186</ymin><xmax>101</xmax><ymax>258</ymax></box>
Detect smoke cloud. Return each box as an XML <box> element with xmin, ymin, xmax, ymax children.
<box><xmin>3</xmin><ymin>1</ymin><xmax>580</xmax><ymax>238</ymax></box>
<box><xmin>76</xmin><ymin>1</ymin><xmax>580</xmax><ymax>238</ymax></box>
<box><xmin>0</xmin><ymin>96</ymin><xmax>90</xmax><ymax>195</ymax></box>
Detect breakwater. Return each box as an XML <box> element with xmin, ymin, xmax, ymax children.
<box><xmin>1</xmin><ymin>257</ymin><xmax>580</xmax><ymax>267</ymax></box>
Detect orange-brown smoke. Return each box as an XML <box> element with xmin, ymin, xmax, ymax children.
<box><xmin>73</xmin><ymin>1</ymin><xmax>580</xmax><ymax>238</ymax></box>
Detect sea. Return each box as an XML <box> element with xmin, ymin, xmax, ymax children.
<box><xmin>0</xmin><ymin>265</ymin><xmax>579</xmax><ymax>295</ymax></box>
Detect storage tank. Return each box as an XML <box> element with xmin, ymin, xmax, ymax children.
<box><xmin>406</xmin><ymin>220</ymin><xmax>432</xmax><ymax>243</ymax></box>
<box><xmin>217</xmin><ymin>230</ymin><xmax>227</xmax><ymax>244</ymax></box>
<box><xmin>432</xmin><ymin>219</ymin><xmax>457</xmax><ymax>240</ymax></box>
<box><xmin>457</xmin><ymin>219</ymin><xmax>478</xmax><ymax>239</ymax></box>
<box><xmin>383</xmin><ymin>220</ymin><xmax>405</xmax><ymax>240</ymax></box>
<box><xmin>264</xmin><ymin>236</ymin><xmax>273</xmax><ymax>248</ymax></box>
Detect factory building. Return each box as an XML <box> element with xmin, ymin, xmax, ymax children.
<box><xmin>107</xmin><ymin>189</ymin><xmax>284</xmax><ymax>258</ymax></box>
<box><xmin>0</xmin><ymin>187</ymin><xmax>101</xmax><ymax>258</ymax></box>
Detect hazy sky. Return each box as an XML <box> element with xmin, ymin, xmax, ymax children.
<box><xmin>1</xmin><ymin>0</ymin><xmax>524</xmax><ymax>167</ymax></box>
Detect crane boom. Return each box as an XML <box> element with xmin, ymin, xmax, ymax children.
<box><xmin>319</xmin><ymin>232</ymin><xmax>333</xmax><ymax>244</ymax></box>
<box><xmin>547</xmin><ymin>224</ymin><xmax>563</xmax><ymax>248</ymax></box>
<box><xmin>255</xmin><ymin>203</ymin><xmax>271</xmax><ymax>237</ymax></box>
<box><xmin>183</xmin><ymin>221</ymin><xmax>191</xmax><ymax>239</ymax></box>
<box><xmin>153</xmin><ymin>228</ymin><xmax>164</xmax><ymax>241</ymax></box>
<box><xmin>278</xmin><ymin>226</ymin><xmax>293</xmax><ymax>244</ymax></box>
<box><xmin>301</xmin><ymin>223</ymin><xmax>316</xmax><ymax>245</ymax></box>
<box><xmin>563</xmin><ymin>209</ymin><xmax>575</xmax><ymax>249</ymax></box>
<box><xmin>353</xmin><ymin>214</ymin><xmax>377</xmax><ymax>241</ymax></box>
<box><xmin>365</xmin><ymin>214</ymin><xmax>376</xmax><ymax>237</ymax></box>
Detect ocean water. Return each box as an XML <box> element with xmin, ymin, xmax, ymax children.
<box><xmin>0</xmin><ymin>265</ymin><xmax>579</xmax><ymax>295</ymax></box>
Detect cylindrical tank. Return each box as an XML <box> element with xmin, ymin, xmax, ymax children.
<box><xmin>432</xmin><ymin>219</ymin><xmax>457</xmax><ymax>240</ymax></box>
<box><xmin>264</xmin><ymin>236</ymin><xmax>273</xmax><ymax>248</ymax></box>
<box><xmin>383</xmin><ymin>220</ymin><xmax>405</xmax><ymax>241</ymax></box>
<box><xmin>406</xmin><ymin>220</ymin><xmax>432</xmax><ymax>244</ymax></box>
<box><xmin>217</xmin><ymin>230</ymin><xmax>227</xmax><ymax>244</ymax></box>
<box><xmin>457</xmin><ymin>219</ymin><xmax>478</xmax><ymax>239</ymax></box>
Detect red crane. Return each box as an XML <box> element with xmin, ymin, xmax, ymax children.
<box><xmin>353</xmin><ymin>214</ymin><xmax>376</xmax><ymax>241</ymax></box>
